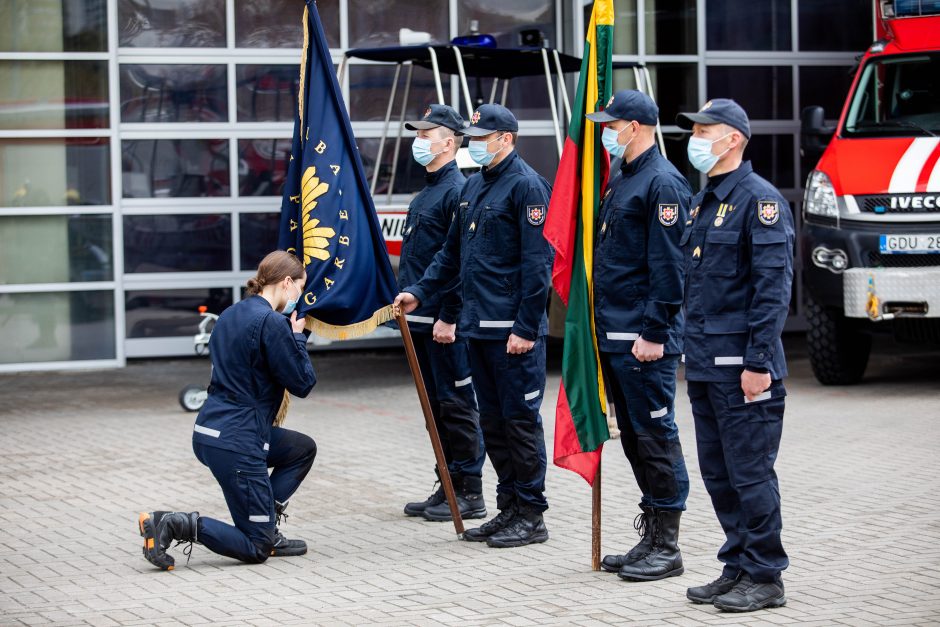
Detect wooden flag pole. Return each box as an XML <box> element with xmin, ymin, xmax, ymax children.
<box><xmin>395</xmin><ymin>310</ymin><xmax>465</xmax><ymax>536</ymax></box>
<box><xmin>592</xmin><ymin>458</ymin><xmax>602</xmax><ymax>571</ymax></box>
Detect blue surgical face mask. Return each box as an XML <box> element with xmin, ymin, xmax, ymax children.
<box><xmin>282</xmin><ymin>278</ymin><xmax>301</xmax><ymax>315</ymax></box>
<box><xmin>601</xmin><ymin>125</ymin><xmax>632</xmax><ymax>159</ymax></box>
<box><xmin>687</xmin><ymin>133</ymin><xmax>732</xmax><ymax>174</ymax></box>
<box><xmin>411</xmin><ymin>137</ymin><xmax>443</xmax><ymax>166</ymax></box>
<box><xmin>468</xmin><ymin>134</ymin><xmax>506</xmax><ymax>166</ymax></box>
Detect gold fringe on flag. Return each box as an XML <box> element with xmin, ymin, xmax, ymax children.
<box><xmin>298</xmin><ymin>5</ymin><xmax>309</xmax><ymax>126</ymax></box>
<box><xmin>273</xmin><ymin>304</ymin><xmax>395</xmax><ymax>425</ymax></box>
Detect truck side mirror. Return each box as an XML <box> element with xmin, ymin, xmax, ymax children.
<box><xmin>800</xmin><ymin>106</ymin><xmax>835</xmax><ymax>163</ymax></box>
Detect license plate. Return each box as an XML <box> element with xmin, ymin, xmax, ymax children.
<box><xmin>879</xmin><ymin>234</ymin><xmax>940</xmax><ymax>254</ymax></box>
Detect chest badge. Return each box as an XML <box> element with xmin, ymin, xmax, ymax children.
<box><xmin>692</xmin><ymin>246</ymin><xmax>701</xmax><ymax>259</ymax></box>
<box><xmin>759</xmin><ymin>200</ymin><xmax>780</xmax><ymax>226</ymax></box>
<box><xmin>658</xmin><ymin>203</ymin><xmax>678</xmax><ymax>227</ymax></box>
<box><xmin>527</xmin><ymin>204</ymin><xmax>546</xmax><ymax>226</ymax></box>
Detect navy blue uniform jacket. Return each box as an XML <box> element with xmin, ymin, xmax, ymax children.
<box><xmin>594</xmin><ymin>145</ymin><xmax>691</xmax><ymax>355</ymax></box>
<box><xmin>406</xmin><ymin>151</ymin><xmax>553</xmax><ymax>340</ymax></box>
<box><xmin>682</xmin><ymin>161</ymin><xmax>795</xmax><ymax>382</ymax></box>
<box><xmin>193</xmin><ymin>296</ymin><xmax>317</xmax><ymax>459</ymax></box>
<box><xmin>396</xmin><ymin>160</ymin><xmax>465</xmax><ymax>332</ymax></box>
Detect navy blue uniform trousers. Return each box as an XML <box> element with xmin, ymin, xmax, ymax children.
<box><xmin>600</xmin><ymin>352</ymin><xmax>689</xmax><ymax>511</ymax></box>
<box><xmin>688</xmin><ymin>380</ymin><xmax>789</xmax><ymax>583</ymax></box>
<box><xmin>468</xmin><ymin>337</ymin><xmax>547</xmax><ymax>512</ymax></box>
<box><xmin>412</xmin><ymin>332</ymin><xmax>485</xmax><ymax>477</ymax></box>
<box><xmin>193</xmin><ymin>427</ymin><xmax>316</xmax><ymax>563</ymax></box>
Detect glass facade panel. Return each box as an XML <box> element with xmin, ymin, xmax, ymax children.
<box><xmin>0</xmin><ymin>290</ymin><xmax>115</xmax><ymax>364</ymax></box>
<box><xmin>706</xmin><ymin>0</ymin><xmax>791</xmax><ymax>51</ymax></box>
<box><xmin>0</xmin><ymin>215</ymin><xmax>113</xmax><ymax>284</ymax></box>
<box><xmin>123</xmin><ymin>214</ymin><xmax>232</xmax><ymax>273</ymax></box>
<box><xmin>121</xmin><ymin>139</ymin><xmax>230</xmax><ymax>198</ymax></box>
<box><xmin>0</xmin><ymin>61</ymin><xmax>109</xmax><ymax>130</ymax></box>
<box><xmin>0</xmin><ymin>0</ymin><xmax>107</xmax><ymax>52</ymax></box>
<box><xmin>707</xmin><ymin>66</ymin><xmax>793</xmax><ymax>120</ymax></box>
<box><xmin>747</xmin><ymin>134</ymin><xmax>795</xmax><ymax>190</ymax></box>
<box><xmin>240</xmin><ymin>213</ymin><xmax>281</xmax><ymax>271</ymax></box>
<box><xmin>238</xmin><ymin>138</ymin><xmax>292</xmax><ymax>197</ymax></box>
<box><xmin>458</xmin><ymin>0</ymin><xmax>555</xmax><ymax>47</ymax></box>
<box><xmin>514</xmin><ymin>135</ymin><xmax>559</xmax><ymax>184</ymax></box>
<box><xmin>235</xmin><ymin>0</ymin><xmax>340</xmax><ymax>49</ymax></box>
<box><xmin>125</xmin><ymin>288</ymin><xmax>232</xmax><ymax>338</ymax></box>
<box><xmin>355</xmin><ymin>137</ymin><xmax>428</xmax><ymax>196</ymax></box>
<box><xmin>798</xmin><ymin>1</ymin><xmax>873</xmax><ymax>52</ymax></box>
<box><xmin>350</xmin><ymin>0</ymin><xmax>449</xmax><ymax>47</ymax></box>
<box><xmin>348</xmin><ymin>64</ymin><xmax>439</xmax><ymax>122</ymax></box>
<box><xmin>799</xmin><ymin>65</ymin><xmax>857</xmax><ymax>120</ymax></box>
<box><xmin>118</xmin><ymin>0</ymin><xmax>226</xmax><ymax>48</ymax></box>
<box><xmin>454</xmin><ymin>75</ymin><xmax>554</xmax><ymax>119</ymax></box>
<box><xmin>611</xmin><ymin>0</ymin><xmax>638</xmax><ymax>55</ymax></box>
<box><xmin>236</xmin><ymin>65</ymin><xmax>300</xmax><ymax>122</ymax></box>
<box><xmin>646</xmin><ymin>0</ymin><xmax>696</xmax><ymax>55</ymax></box>
<box><xmin>120</xmin><ymin>64</ymin><xmax>228</xmax><ymax>123</ymax></box>
<box><xmin>0</xmin><ymin>138</ymin><xmax>110</xmax><ymax>207</ymax></box>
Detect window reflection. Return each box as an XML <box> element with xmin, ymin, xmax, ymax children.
<box><xmin>0</xmin><ymin>215</ymin><xmax>113</xmax><ymax>284</ymax></box>
<box><xmin>708</xmin><ymin>66</ymin><xmax>793</xmax><ymax>120</ymax></box>
<box><xmin>454</xmin><ymin>75</ymin><xmax>554</xmax><ymax>120</ymax></box>
<box><xmin>0</xmin><ymin>0</ymin><xmax>107</xmax><ymax>52</ymax></box>
<box><xmin>240</xmin><ymin>213</ymin><xmax>281</xmax><ymax>270</ymax></box>
<box><xmin>125</xmin><ymin>288</ymin><xmax>232</xmax><ymax>338</ymax></box>
<box><xmin>458</xmin><ymin>0</ymin><xmax>554</xmax><ymax>48</ymax></box>
<box><xmin>706</xmin><ymin>0</ymin><xmax>791</xmax><ymax>51</ymax></box>
<box><xmin>236</xmin><ymin>65</ymin><xmax>299</xmax><ymax>122</ymax></box>
<box><xmin>747</xmin><ymin>135</ymin><xmax>795</xmax><ymax>190</ymax></box>
<box><xmin>122</xmin><ymin>139</ymin><xmax>230</xmax><ymax>198</ymax></box>
<box><xmin>646</xmin><ymin>0</ymin><xmax>696</xmax><ymax>55</ymax></box>
<box><xmin>0</xmin><ymin>138</ymin><xmax>110</xmax><ymax>207</ymax></box>
<box><xmin>238</xmin><ymin>139</ymin><xmax>292</xmax><ymax>197</ymax></box>
<box><xmin>610</xmin><ymin>0</ymin><xmax>638</xmax><ymax>54</ymax></box>
<box><xmin>799</xmin><ymin>66</ymin><xmax>856</xmax><ymax>120</ymax></box>
<box><xmin>798</xmin><ymin>1</ymin><xmax>872</xmax><ymax>52</ymax></box>
<box><xmin>120</xmin><ymin>65</ymin><xmax>228</xmax><ymax>123</ymax></box>
<box><xmin>513</xmin><ymin>135</ymin><xmax>559</xmax><ymax>183</ymax></box>
<box><xmin>348</xmin><ymin>64</ymin><xmax>439</xmax><ymax>122</ymax></box>
<box><xmin>0</xmin><ymin>61</ymin><xmax>109</xmax><ymax>130</ymax></box>
<box><xmin>349</xmin><ymin>0</ymin><xmax>448</xmax><ymax>47</ymax></box>
<box><xmin>0</xmin><ymin>290</ymin><xmax>115</xmax><ymax>364</ymax></box>
<box><xmin>118</xmin><ymin>0</ymin><xmax>225</xmax><ymax>48</ymax></box>
<box><xmin>614</xmin><ymin>64</ymin><xmax>698</xmax><ymax>127</ymax></box>
<box><xmin>123</xmin><ymin>214</ymin><xmax>232</xmax><ymax>273</ymax></box>
<box><xmin>235</xmin><ymin>0</ymin><xmax>339</xmax><ymax>49</ymax></box>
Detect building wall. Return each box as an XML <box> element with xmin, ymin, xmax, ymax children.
<box><xmin>0</xmin><ymin>0</ymin><xmax>868</xmax><ymax>370</ymax></box>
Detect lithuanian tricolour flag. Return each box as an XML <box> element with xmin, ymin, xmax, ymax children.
<box><xmin>543</xmin><ymin>0</ymin><xmax>613</xmax><ymax>485</ymax></box>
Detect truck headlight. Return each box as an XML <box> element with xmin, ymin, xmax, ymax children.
<box><xmin>804</xmin><ymin>170</ymin><xmax>838</xmax><ymax>218</ymax></box>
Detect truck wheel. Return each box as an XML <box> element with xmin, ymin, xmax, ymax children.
<box><xmin>805</xmin><ymin>295</ymin><xmax>871</xmax><ymax>385</ymax></box>
<box><xmin>178</xmin><ymin>385</ymin><xmax>207</xmax><ymax>412</ymax></box>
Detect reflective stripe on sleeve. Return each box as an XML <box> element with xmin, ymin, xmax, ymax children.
<box><xmin>248</xmin><ymin>515</ymin><xmax>270</xmax><ymax>523</ymax></box>
<box><xmin>606</xmin><ymin>332</ymin><xmax>640</xmax><ymax>341</ymax></box>
<box><xmin>479</xmin><ymin>320</ymin><xmax>515</xmax><ymax>328</ymax></box>
<box><xmin>524</xmin><ymin>390</ymin><xmax>540</xmax><ymax>401</ymax></box>
<box><xmin>194</xmin><ymin>424</ymin><xmax>220</xmax><ymax>438</ymax></box>
<box><xmin>406</xmin><ymin>315</ymin><xmax>434</xmax><ymax>324</ymax></box>
<box><xmin>714</xmin><ymin>356</ymin><xmax>744</xmax><ymax>366</ymax></box>
<box><xmin>455</xmin><ymin>376</ymin><xmax>472</xmax><ymax>388</ymax></box>
<box><xmin>650</xmin><ymin>407</ymin><xmax>668</xmax><ymax>419</ymax></box>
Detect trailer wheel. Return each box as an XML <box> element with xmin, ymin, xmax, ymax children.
<box><xmin>179</xmin><ymin>385</ymin><xmax>207</xmax><ymax>412</ymax></box>
<box><xmin>805</xmin><ymin>295</ymin><xmax>871</xmax><ymax>385</ymax></box>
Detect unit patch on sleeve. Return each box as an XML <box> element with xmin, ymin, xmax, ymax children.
<box><xmin>527</xmin><ymin>204</ymin><xmax>546</xmax><ymax>226</ymax></box>
<box><xmin>758</xmin><ymin>200</ymin><xmax>780</xmax><ymax>226</ymax></box>
<box><xmin>658</xmin><ymin>203</ymin><xmax>679</xmax><ymax>227</ymax></box>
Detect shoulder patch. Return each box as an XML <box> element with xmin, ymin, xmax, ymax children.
<box><xmin>527</xmin><ymin>204</ymin><xmax>546</xmax><ymax>226</ymax></box>
<box><xmin>658</xmin><ymin>203</ymin><xmax>679</xmax><ymax>227</ymax></box>
<box><xmin>758</xmin><ymin>200</ymin><xmax>779</xmax><ymax>226</ymax></box>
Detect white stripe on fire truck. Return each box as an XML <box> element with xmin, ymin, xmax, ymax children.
<box><xmin>889</xmin><ymin>137</ymin><xmax>940</xmax><ymax>194</ymax></box>
<box><xmin>928</xmin><ymin>147</ymin><xmax>940</xmax><ymax>193</ymax></box>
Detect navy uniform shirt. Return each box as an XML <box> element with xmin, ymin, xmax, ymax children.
<box><xmin>407</xmin><ymin>151</ymin><xmax>553</xmax><ymax>340</ymax></box>
<box><xmin>396</xmin><ymin>160</ymin><xmax>465</xmax><ymax>332</ymax></box>
<box><xmin>193</xmin><ymin>296</ymin><xmax>317</xmax><ymax>458</ymax></box>
<box><xmin>682</xmin><ymin>161</ymin><xmax>795</xmax><ymax>382</ymax></box>
<box><xmin>594</xmin><ymin>145</ymin><xmax>691</xmax><ymax>355</ymax></box>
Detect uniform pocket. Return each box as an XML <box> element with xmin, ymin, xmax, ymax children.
<box><xmin>703</xmin><ymin>230</ymin><xmax>740</xmax><ymax>277</ymax></box>
<box><xmin>236</xmin><ymin>468</ymin><xmax>273</xmax><ymax>525</ymax></box>
<box><xmin>481</xmin><ymin>204</ymin><xmax>518</xmax><ymax>257</ymax></box>
<box><xmin>751</xmin><ymin>230</ymin><xmax>789</xmax><ymax>269</ymax></box>
<box><xmin>703</xmin><ymin>314</ymin><xmax>749</xmax><ymax>367</ymax></box>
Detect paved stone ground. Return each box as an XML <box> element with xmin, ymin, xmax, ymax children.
<box><xmin>1</xmin><ymin>335</ymin><xmax>939</xmax><ymax>626</ymax></box>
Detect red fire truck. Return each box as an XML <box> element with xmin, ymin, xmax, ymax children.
<box><xmin>800</xmin><ymin>0</ymin><xmax>940</xmax><ymax>384</ymax></box>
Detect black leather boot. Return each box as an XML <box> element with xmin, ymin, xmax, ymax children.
<box><xmin>423</xmin><ymin>475</ymin><xmax>487</xmax><ymax>521</ymax></box>
<box><xmin>617</xmin><ymin>509</ymin><xmax>683</xmax><ymax>581</ymax></box>
<box><xmin>138</xmin><ymin>511</ymin><xmax>199</xmax><ymax>571</ymax></box>
<box><xmin>485</xmin><ymin>505</ymin><xmax>549</xmax><ymax>548</ymax></box>
<box><xmin>712</xmin><ymin>574</ymin><xmax>786</xmax><ymax>612</ymax></box>
<box><xmin>601</xmin><ymin>505</ymin><xmax>653</xmax><ymax>573</ymax></box>
<box><xmin>687</xmin><ymin>572</ymin><xmax>742</xmax><ymax>604</ymax></box>
<box><xmin>271</xmin><ymin>500</ymin><xmax>307</xmax><ymax>557</ymax></box>
<box><xmin>404</xmin><ymin>479</ymin><xmax>445</xmax><ymax>517</ymax></box>
<box><xmin>463</xmin><ymin>502</ymin><xmax>517</xmax><ymax>542</ymax></box>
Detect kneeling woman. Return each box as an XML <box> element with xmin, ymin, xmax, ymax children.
<box><xmin>140</xmin><ymin>251</ymin><xmax>318</xmax><ymax>569</ymax></box>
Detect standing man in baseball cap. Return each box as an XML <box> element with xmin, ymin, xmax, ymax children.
<box><xmin>586</xmin><ymin>90</ymin><xmax>692</xmax><ymax>583</ymax></box>
<box><xmin>395</xmin><ymin>103</ymin><xmax>555</xmax><ymax>548</ymax></box>
<box><xmin>676</xmin><ymin>99</ymin><xmax>794</xmax><ymax>612</ymax></box>
<box><xmin>399</xmin><ymin>104</ymin><xmax>487</xmax><ymax>523</ymax></box>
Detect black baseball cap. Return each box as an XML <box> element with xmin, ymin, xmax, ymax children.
<box><xmin>586</xmin><ymin>89</ymin><xmax>659</xmax><ymax>125</ymax></box>
<box><xmin>459</xmin><ymin>103</ymin><xmax>519</xmax><ymax>137</ymax></box>
<box><xmin>405</xmin><ymin>104</ymin><xmax>465</xmax><ymax>132</ymax></box>
<box><xmin>676</xmin><ymin>98</ymin><xmax>752</xmax><ymax>139</ymax></box>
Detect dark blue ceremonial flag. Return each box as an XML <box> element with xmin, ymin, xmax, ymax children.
<box><xmin>278</xmin><ymin>0</ymin><xmax>397</xmax><ymax>339</ymax></box>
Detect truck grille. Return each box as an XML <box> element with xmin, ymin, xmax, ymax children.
<box><xmin>858</xmin><ymin>194</ymin><xmax>940</xmax><ymax>213</ymax></box>
<box><xmin>868</xmin><ymin>252</ymin><xmax>940</xmax><ymax>268</ymax></box>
